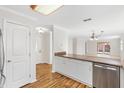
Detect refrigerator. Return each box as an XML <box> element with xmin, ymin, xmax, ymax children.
<box><xmin>0</xmin><ymin>28</ymin><xmax>5</xmax><ymax>88</ymax></box>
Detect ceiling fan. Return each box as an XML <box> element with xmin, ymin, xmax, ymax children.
<box><xmin>90</xmin><ymin>30</ymin><xmax>104</xmax><ymax>40</ymax></box>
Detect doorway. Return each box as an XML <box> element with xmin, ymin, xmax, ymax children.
<box><xmin>35</xmin><ymin>27</ymin><xmax>53</xmax><ymax>82</ymax></box>
<box><xmin>35</xmin><ymin>28</ymin><xmax>53</xmax><ymax>64</ymax></box>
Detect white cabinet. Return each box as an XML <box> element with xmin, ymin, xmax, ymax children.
<box><xmin>54</xmin><ymin>56</ymin><xmax>93</xmax><ymax>86</ymax></box>
<box><xmin>64</xmin><ymin>59</ymin><xmax>77</xmax><ymax>77</ymax></box>
<box><xmin>54</xmin><ymin>57</ymin><xmax>76</xmax><ymax>77</ymax></box>
<box><xmin>76</xmin><ymin>60</ymin><xmax>92</xmax><ymax>85</ymax></box>
<box><xmin>54</xmin><ymin>57</ymin><xmax>65</xmax><ymax>73</ymax></box>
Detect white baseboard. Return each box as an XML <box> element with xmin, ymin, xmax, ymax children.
<box><xmin>52</xmin><ymin>70</ymin><xmax>55</xmax><ymax>73</ymax></box>
<box><xmin>36</xmin><ymin>61</ymin><xmax>52</xmax><ymax>64</ymax></box>
<box><xmin>30</xmin><ymin>78</ymin><xmax>37</xmax><ymax>83</ymax></box>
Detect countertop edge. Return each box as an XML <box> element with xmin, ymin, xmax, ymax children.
<box><xmin>55</xmin><ymin>54</ymin><xmax>122</xmax><ymax>67</ymax></box>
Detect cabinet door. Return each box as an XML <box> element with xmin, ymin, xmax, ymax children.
<box><xmin>64</xmin><ymin>59</ymin><xmax>77</xmax><ymax>77</ymax></box>
<box><xmin>54</xmin><ymin>57</ymin><xmax>66</xmax><ymax>74</ymax></box>
<box><xmin>54</xmin><ymin>57</ymin><xmax>76</xmax><ymax>77</ymax></box>
<box><xmin>54</xmin><ymin>57</ymin><xmax>62</xmax><ymax>72</ymax></box>
<box><xmin>76</xmin><ymin>61</ymin><xmax>92</xmax><ymax>86</ymax></box>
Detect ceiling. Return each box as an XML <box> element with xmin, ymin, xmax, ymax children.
<box><xmin>1</xmin><ymin>5</ymin><xmax>124</xmax><ymax>36</ymax></box>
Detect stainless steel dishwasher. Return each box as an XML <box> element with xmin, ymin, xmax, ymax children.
<box><xmin>93</xmin><ymin>63</ymin><xmax>120</xmax><ymax>88</ymax></box>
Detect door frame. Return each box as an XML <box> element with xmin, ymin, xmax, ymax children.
<box><xmin>3</xmin><ymin>19</ymin><xmax>32</xmax><ymax>87</ymax></box>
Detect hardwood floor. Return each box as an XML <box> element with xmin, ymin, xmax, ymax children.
<box><xmin>22</xmin><ymin>63</ymin><xmax>87</xmax><ymax>88</ymax></box>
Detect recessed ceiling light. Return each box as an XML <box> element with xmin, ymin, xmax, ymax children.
<box><xmin>30</xmin><ymin>5</ymin><xmax>63</xmax><ymax>15</ymax></box>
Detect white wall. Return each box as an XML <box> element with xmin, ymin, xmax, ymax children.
<box><xmin>35</xmin><ymin>31</ymin><xmax>52</xmax><ymax>64</ymax></box>
<box><xmin>53</xmin><ymin>26</ymin><xmax>68</xmax><ymax>53</ymax></box>
<box><xmin>69</xmin><ymin>37</ymin><xmax>120</xmax><ymax>57</ymax></box>
<box><xmin>41</xmin><ymin>32</ymin><xmax>52</xmax><ymax>64</ymax></box>
<box><xmin>52</xmin><ymin>26</ymin><xmax>69</xmax><ymax>72</ymax></box>
<box><xmin>76</xmin><ymin>37</ymin><xmax>87</xmax><ymax>55</ymax></box>
<box><xmin>68</xmin><ymin>36</ymin><xmax>87</xmax><ymax>55</ymax></box>
<box><xmin>86</xmin><ymin>40</ymin><xmax>97</xmax><ymax>56</ymax></box>
<box><xmin>86</xmin><ymin>38</ymin><xmax>121</xmax><ymax>57</ymax></box>
<box><xmin>35</xmin><ymin>32</ymin><xmax>42</xmax><ymax>64</ymax></box>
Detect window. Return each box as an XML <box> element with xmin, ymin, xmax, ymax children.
<box><xmin>97</xmin><ymin>42</ymin><xmax>111</xmax><ymax>54</ymax></box>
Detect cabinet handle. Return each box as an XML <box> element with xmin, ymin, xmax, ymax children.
<box><xmin>94</xmin><ymin>65</ymin><xmax>103</xmax><ymax>68</ymax></box>
<box><xmin>106</xmin><ymin>67</ymin><xmax>117</xmax><ymax>71</ymax></box>
<box><xmin>94</xmin><ymin>65</ymin><xmax>117</xmax><ymax>71</ymax></box>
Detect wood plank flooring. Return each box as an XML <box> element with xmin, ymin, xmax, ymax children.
<box><xmin>22</xmin><ymin>63</ymin><xmax>87</xmax><ymax>88</ymax></box>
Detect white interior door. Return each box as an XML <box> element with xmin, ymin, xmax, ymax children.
<box><xmin>6</xmin><ymin>21</ymin><xmax>30</xmax><ymax>88</ymax></box>
<box><xmin>36</xmin><ymin>34</ymin><xmax>42</xmax><ymax>64</ymax></box>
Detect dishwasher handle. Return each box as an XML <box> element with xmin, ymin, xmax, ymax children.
<box><xmin>94</xmin><ymin>64</ymin><xmax>117</xmax><ymax>71</ymax></box>
<box><xmin>94</xmin><ymin>64</ymin><xmax>105</xmax><ymax>69</ymax></box>
<box><xmin>106</xmin><ymin>67</ymin><xmax>117</xmax><ymax>71</ymax></box>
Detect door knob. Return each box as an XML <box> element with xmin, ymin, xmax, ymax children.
<box><xmin>8</xmin><ymin>60</ymin><xmax>11</xmax><ymax>62</ymax></box>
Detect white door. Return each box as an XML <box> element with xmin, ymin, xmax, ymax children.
<box><xmin>36</xmin><ymin>34</ymin><xmax>42</xmax><ymax>64</ymax></box>
<box><xmin>5</xmin><ymin>21</ymin><xmax>30</xmax><ymax>88</ymax></box>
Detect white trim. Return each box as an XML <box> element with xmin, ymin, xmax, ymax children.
<box><xmin>5</xmin><ymin>19</ymin><xmax>31</xmax><ymax>28</ymax></box>
<box><xmin>49</xmin><ymin>31</ymin><xmax>53</xmax><ymax>64</ymax></box>
<box><xmin>30</xmin><ymin>78</ymin><xmax>37</xmax><ymax>83</ymax></box>
<box><xmin>2</xmin><ymin>18</ymin><xmax>7</xmax><ymax>88</ymax></box>
<box><xmin>0</xmin><ymin>6</ymin><xmax>37</xmax><ymax>21</ymax></box>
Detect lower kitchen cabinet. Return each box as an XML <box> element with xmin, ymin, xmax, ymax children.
<box><xmin>76</xmin><ymin>60</ymin><xmax>92</xmax><ymax>86</ymax></box>
<box><xmin>54</xmin><ymin>56</ymin><xmax>122</xmax><ymax>88</ymax></box>
<box><xmin>54</xmin><ymin>56</ymin><xmax>93</xmax><ymax>86</ymax></box>
<box><xmin>54</xmin><ymin>57</ymin><xmax>66</xmax><ymax>74</ymax></box>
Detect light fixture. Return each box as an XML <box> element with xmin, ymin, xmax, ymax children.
<box><xmin>30</xmin><ymin>5</ymin><xmax>63</xmax><ymax>15</ymax></box>
<box><xmin>36</xmin><ymin>27</ymin><xmax>49</xmax><ymax>33</ymax></box>
<box><xmin>90</xmin><ymin>31</ymin><xmax>104</xmax><ymax>40</ymax></box>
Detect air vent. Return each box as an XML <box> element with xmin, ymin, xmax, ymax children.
<box><xmin>83</xmin><ymin>18</ymin><xmax>92</xmax><ymax>22</ymax></box>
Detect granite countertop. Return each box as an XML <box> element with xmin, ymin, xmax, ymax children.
<box><xmin>55</xmin><ymin>53</ymin><xmax>122</xmax><ymax>67</ymax></box>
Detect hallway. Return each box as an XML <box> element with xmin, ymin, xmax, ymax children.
<box><xmin>23</xmin><ymin>64</ymin><xmax>87</xmax><ymax>88</ymax></box>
